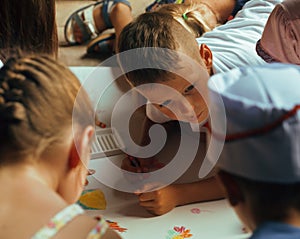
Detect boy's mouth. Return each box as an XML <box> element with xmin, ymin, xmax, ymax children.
<box><xmin>188</xmin><ymin>111</ymin><xmax>203</xmax><ymax>123</ymax></box>
<box><xmin>197</xmin><ymin>112</ymin><xmax>203</xmax><ymax>119</ymax></box>
<box><xmin>196</xmin><ymin>109</ymin><xmax>209</xmax><ymax>124</ymax></box>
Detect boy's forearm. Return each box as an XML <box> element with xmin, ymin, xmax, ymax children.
<box><xmin>174</xmin><ymin>177</ymin><xmax>225</xmax><ymax>206</ymax></box>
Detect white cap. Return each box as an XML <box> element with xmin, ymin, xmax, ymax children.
<box><xmin>208</xmin><ymin>63</ymin><xmax>300</xmax><ymax>183</ymax></box>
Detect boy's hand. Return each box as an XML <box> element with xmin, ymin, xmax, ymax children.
<box><xmin>121</xmin><ymin>156</ymin><xmax>164</xmax><ymax>173</ymax></box>
<box><xmin>136</xmin><ymin>184</ymin><xmax>179</xmax><ymax>216</ymax></box>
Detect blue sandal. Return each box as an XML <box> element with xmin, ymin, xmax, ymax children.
<box><xmin>64</xmin><ymin>0</ymin><xmax>131</xmax><ymax>45</ymax></box>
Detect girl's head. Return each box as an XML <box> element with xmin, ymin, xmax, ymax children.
<box><xmin>0</xmin><ymin>55</ymin><xmax>94</xmax><ymax>203</ymax></box>
<box><xmin>0</xmin><ymin>0</ymin><xmax>58</xmax><ymax>62</ymax></box>
<box><xmin>157</xmin><ymin>3</ymin><xmax>219</xmax><ymax>38</ymax></box>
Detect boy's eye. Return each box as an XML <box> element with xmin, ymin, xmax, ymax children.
<box><xmin>159</xmin><ymin>99</ymin><xmax>171</xmax><ymax>107</ymax></box>
<box><xmin>185</xmin><ymin>84</ymin><xmax>195</xmax><ymax>93</ymax></box>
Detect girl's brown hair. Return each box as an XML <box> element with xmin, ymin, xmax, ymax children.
<box><xmin>0</xmin><ymin>0</ymin><xmax>58</xmax><ymax>62</ymax></box>
<box><xmin>158</xmin><ymin>3</ymin><xmax>219</xmax><ymax>38</ymax></box>
<box><xmin>0</xmin><ymin>55</ymin><xmax>93</xmax><ymax>164</ymax></box>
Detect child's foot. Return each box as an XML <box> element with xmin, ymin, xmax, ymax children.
<box><xmin>64</xmin><ymin>0</ymin><xmax>131</xmax><ymax>45</ymax></box>
<box><xmin>72</xmin><ymin>12</ymin><xmax>89</xmax><ymax>44</ymax></box>
<box><xmin>72</xmin><ymin>4</ymin><xmax>109</xmax><ymax>44</ymax></box>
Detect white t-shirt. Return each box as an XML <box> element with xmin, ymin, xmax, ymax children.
<box><xmin>0</xmin><ymin>60</ymin><xmax>3</xmax><ymax>68</ymax></box>
<box><xmin>197</xmin><ymin>0</ymin><xmax>282</xmax><ymax>73</ymax></box>
<box><xmin>146</xmin><ymin>0</ymin><xmax>283</xmax><ymax>127</ymax></box>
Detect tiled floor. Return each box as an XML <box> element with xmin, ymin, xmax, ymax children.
<box><xmin>57</xmin><ymin>0</ymin><xmax>151</xmax><ymax>66</ymax></box>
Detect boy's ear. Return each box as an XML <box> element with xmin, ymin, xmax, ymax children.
<box><xmin>68</xmin><ymin>126</ymin><xmax>94</xmax><ymax>169</ymax></box>
<box><xmin>217</xmin><ymin>171</ymin><xmax>245</xmax><ymax>207</ymax></box>
<box><xmin>199</xmin><ymin>44</ymin><xmax>213</xmax><ymax>74</ymax></box>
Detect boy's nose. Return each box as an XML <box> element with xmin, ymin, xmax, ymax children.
<box><xmin>177</xmin><ymin>100</ymin><xmax>197</xmax><ymax>121</ymax></box>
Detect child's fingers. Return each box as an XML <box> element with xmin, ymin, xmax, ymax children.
<box><xmin>122</xmin><ymin>156</ymin><xmax>152</xmax><ymax>173</ymax></box>
<box><xmin>139</xmin><ymin>200</ymin><xmax>156</xmax><ymax>208</ymax></box>
<box><xmin>143</xmin><ymin>157</ymin><xmax>165</xmax><ymax>171</ymax></box>
<box><xmin>122</xmin><ymin>156</ymin><xmax>164</xmax><ymax>173</ymax></box>
<box><xmin>130</xmin><ymin>157</ymin><xmax>149</xmax><ymax>172</ymax></box>
<box><xmin>138</xmin><ymin>192</ymin><xmax>155</xmax><ymax>202</ymax></box>
<box><xmin>135</xmin><ymin>182</ymin><xmax>164</xmax><ymax>194</ymax></box>
<box><xmin>121</xmin><ymin>157</ymin><xmax>141</xmax><ymax>173</ymax></box>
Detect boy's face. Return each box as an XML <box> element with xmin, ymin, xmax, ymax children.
<box><xmin>137</xmin><ymin>71</ymin><xmax>210</xmax><ymax>124</ymax></box>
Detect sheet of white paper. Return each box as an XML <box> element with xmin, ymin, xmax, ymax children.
<box><xmin>85</xmin><ymin>157</ymin><xmax>250</xmax><ymax>239</ymax></box>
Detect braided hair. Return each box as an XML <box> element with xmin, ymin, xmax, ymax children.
<box><xmin>0</xmin><ymin>55</ymin><xmax>93</xmax><ymax>164</ymax></box>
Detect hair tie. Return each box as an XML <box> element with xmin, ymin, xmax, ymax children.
<box><xmin>182</xmin><ymin>13</ymin><xmax>188</xmax><ymax>20</ymax></box>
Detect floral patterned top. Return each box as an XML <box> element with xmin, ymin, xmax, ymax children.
<box><xmin>32</xmin><ymin>204</ymin><xmax>108</xmax><ymax>239</ymax></box>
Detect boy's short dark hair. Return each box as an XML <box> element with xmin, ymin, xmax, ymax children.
<box><xmin>118</xmin><ymin>12</ymin><xmax>200</xmax><ymax>86</ymax></box>
<box><xmin>221</xmin><ymin>170</ymin><xmax>300</xmax><ymax>224</ymax></box>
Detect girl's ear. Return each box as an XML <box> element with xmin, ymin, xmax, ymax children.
<box><xmin>199</xmin><ymin>44</ymin><xmax>213</xmax><ymax>74</ymax></box>
<box><xmin>68</xmin><ymin>126</ymin><xmax>94</xmax><ymax>169</ymax></box>
<box><xmin>68</xmin><ymin>143</ymin><xmax>80</xmax><ymax>169</ymax></box>
<box><xmin>217</xmin><ymin>171</ymin><xmax>245</xmax><ymax>207</ymax></box>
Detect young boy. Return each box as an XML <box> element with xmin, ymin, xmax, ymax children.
<box><xmin>208</xmin><ymin>63</ymin><xmax>300</xmax><ymax>238</ymax></box>
<box><xmin>117</xmin><ymin>0</ymin><xmax>283</xmax><ymax>215</ymax></box>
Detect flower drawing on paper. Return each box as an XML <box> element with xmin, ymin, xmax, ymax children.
<box><xmin>166</xmin><ymin>226</ymin><xmax>193</xmax><ymax>239</ymax></box>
